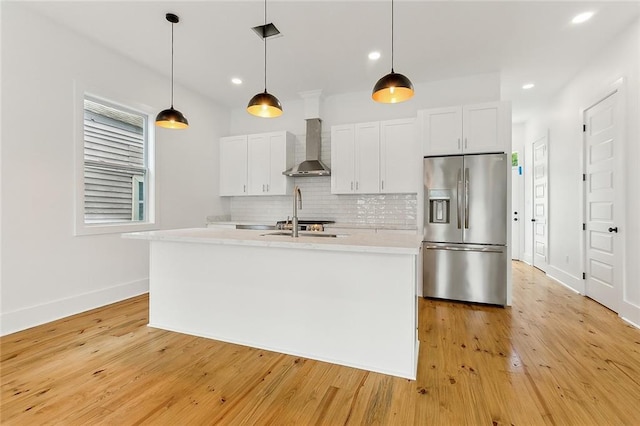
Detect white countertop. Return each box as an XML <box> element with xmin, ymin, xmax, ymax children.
<box><xmin>123</xmin><ymin>227</ymin><xmax>421</xmax><ymax>255</ymax></box>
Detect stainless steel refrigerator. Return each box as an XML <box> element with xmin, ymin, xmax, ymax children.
<box><xmin>423</xmin><ymin>154</ymin><xmax>507</xmax><ymax>305</ymax></box>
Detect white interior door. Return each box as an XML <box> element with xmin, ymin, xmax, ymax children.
<box><xmin>532</xmin><ymin>136</ymin><xmax>548</xmax><ymax>271</ymax></box>
<box><xmin>584</xmin><ymin>91</ymin><xmax>622</xmax><ymax>312</ymax></box>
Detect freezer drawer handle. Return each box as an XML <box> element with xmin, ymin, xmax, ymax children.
<box><xmin>424</xmin><ymin>245</ymin><xmax>504</xmax><ymax>253</ymax></box>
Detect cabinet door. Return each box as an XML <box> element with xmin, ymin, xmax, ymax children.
<box><xmin>247</xmin><ymin>134</ymin><xmax>271</xmax><ymax>195</ymax></box>
<box><xmin>462</xmin><ymin>102</ymin><xmax>502</xmax><ymax>154</ymax></box>
<box><xmin>219</xmin><ymin>136</ymin><xmax>248</xmax><ymax>196</ymax></box>
<box><xmin>420</xmin><ymin>106</ymin><xmax>462</xmax><ymax>156</ymax></box>
<box><xmin>380</xmin><ymin>118</ymin><xmax>418</xmax><ymax>193</ymax></box>
<box><xmin>355</xmin><ymin>122</ymin><xmax>380</xmax><ymax>194</ymax></box>
<box><xmin>266</xmin><ymin>132</ymin><xmax>290</xmax><ymax>195</ymax></box>
<box><xmin>331</xmin><ymin>124</ymin><xmax>356</xmax><ymax>194</ymax></box>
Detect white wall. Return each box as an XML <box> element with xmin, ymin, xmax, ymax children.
<box><xmin>511</xmin><ymin>123</ymin><xmax>525</xmax><ymax>260</ymax></box>
<box><xmin>0</xmin><ymin>3</ymin><xmax>230</xmax><ymax>335</ymax></box>
<box><xmin>524</xmin><ymin>19</ymin><xmax>640</xmax><ymax>325</ymax></box>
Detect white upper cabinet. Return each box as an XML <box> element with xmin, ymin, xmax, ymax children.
<box><xmin>380</xmin><ymin>118</ymin><xmax>418</xmax><ymax>193</ymax></box>
<box><xmin>331</xmin><ymin>122</ymin><xmax>380</xmax><ymax>194</ymax></box>
<box><xmin>420</xmin><ymin>101</ymin><xmax>510</xmax><ymax>156</ymax></box>
<box><xmin>332</xmin><ymin>119</ymin><xmax>419</xmax><ymax>195</ymax></box>
<box><xmin>219</xmin><ymin>135</ymin><xmax>248</xmax><ymax>196</ymax></box>
<box><xmin>247</xmin><ymin>132</ymin><xmax>294</xmax><ymax>195</ymax></box>
<box><xmin>220</xmin><ymin>131</ymin><xmax>294</xmax><ymax>197</ymax></box>
<box><xmin>330</xmin><ymin>125</ymin><xmax>356</xmax><ymax>194</ymax></box>
<box><xmin>419</xmin><ymin>106</ymin><xmax>463</xmax><ymax>156</ymax></box>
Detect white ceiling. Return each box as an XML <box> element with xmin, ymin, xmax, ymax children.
<box><xmin>22</xmin><ymin>1</ymin><xmax>640</xmax><ymax>123</ymax></box>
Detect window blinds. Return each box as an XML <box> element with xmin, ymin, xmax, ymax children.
<box><xmin>83</xmin><ymin>107</ymin><xmax>146</xmax><ymax>223</ymax></box>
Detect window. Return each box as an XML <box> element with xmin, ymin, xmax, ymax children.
<box><xmin>76</xmin><ymin>94</ymin><xmax>156</xmax><ymax>235</ymax></box>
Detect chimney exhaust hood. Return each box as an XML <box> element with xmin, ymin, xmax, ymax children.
<box><xmin>283</xmin><ymin>90</ymin><xmax>330</xmax><ymax>177</ymax></box>
<box><xmin>283</xmin><ymin>118</ymin><xmax>331</xmax><ymax>176</ymax></box>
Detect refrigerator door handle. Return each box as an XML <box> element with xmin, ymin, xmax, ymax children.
<box><xmin>457</xmin><ymin>169</ymin><xmax>463</xmax><ymax>229</ymax></box>
<box><xmin>423</xmin><ymin>245</ymin><xmax>504</xmax><ymax>253</ymax></box>
<box><xmin>464</xmin><ymin>168</ymin><xmax>470</xmax><ymax>229</ymax></box>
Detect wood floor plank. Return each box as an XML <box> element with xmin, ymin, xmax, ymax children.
<box><xmin>2</xmin><ymin>261</ymin><xmax>639</xmax><ymax>425</ymax></box>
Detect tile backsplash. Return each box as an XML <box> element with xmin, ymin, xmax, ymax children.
<box><xmin>229</xmin><ymin>131</ymin><xmax>418</xmax><ymax>229</ymax></box>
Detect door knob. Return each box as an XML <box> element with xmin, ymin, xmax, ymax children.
<box><xmin>531</xmin><ymin>219</ymin><xmax>536</xmax><ymax>222</ymax></box>
<box><xmin>608</xmin><ymin>227</ymin><xmax>618</xmax><ymax>233</ymax></box>
<box><xmin>514</xmin><ymin>218</ymin><xmax>518</xmax><ymax>221</ymax></box>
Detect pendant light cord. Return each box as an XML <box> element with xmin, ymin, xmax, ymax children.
<box><xmin>170</xmin><ymin>21</ymin><xmax>175</xmax><ymax>108</ymax></box>
<box><xmin>391</xmin><ymin>0</ymin><xmax>395</xmax><ymax>73</ymax></box>
<box><xmin>264</xmin><ymin>0</ymin><xmax>268</xmax><ymax>92</ymax></box>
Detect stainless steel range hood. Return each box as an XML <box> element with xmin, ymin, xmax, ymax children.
<box><xmin>283</xmin><ymin>118</ymin><xmax>331</xmax><ymax>176</ymax></box>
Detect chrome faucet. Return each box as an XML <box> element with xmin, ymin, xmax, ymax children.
<box><xmin>292</xmin><ymin>185</ymin><xmax>302</xmax><ymax>237</ymax></box>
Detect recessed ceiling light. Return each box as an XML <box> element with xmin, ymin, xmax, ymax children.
<box><xmin>572</xmin><ymin>11</ymin><xmax>594</xmax><ymax>24</ymax></box>
<box><xmin>231</xmin><ymin>77</ymin><xmax>243</xmax><ymax>85</ymax></box>
<box><xmin>368</xmin><ymin>51</ymin><xmax>381</xmax><ymax>60</ymax></box>
<box><xmin>522</xmin><ymin>83</ymin><xmax>535</xmax><ymax>90</ymax></box>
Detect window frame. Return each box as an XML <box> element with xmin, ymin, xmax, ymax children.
<box><xmin>74</xmin><ymin>84</ymin><xmax>158</xmax><ymax>236</ymax></box>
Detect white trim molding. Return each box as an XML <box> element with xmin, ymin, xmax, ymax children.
<box><xmin>0</xmin><ymin>279</ymin><xmax>148</xmax><ymax>336</ymax></box>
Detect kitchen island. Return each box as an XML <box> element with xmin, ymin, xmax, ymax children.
<box><xmin>123</xmin><ymin>228</ymin><xmax>421</xmax><ymax>379</ymax></box>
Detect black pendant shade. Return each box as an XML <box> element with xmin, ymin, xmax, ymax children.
<box><xmin>156</xmin><ymin>107</ymin><xmax>189</xmax><ymax>129</ymax></box>
<box><xmin>372</xmin><ymin>70</ymin><xmax>414</xmax><ymax>103</ymax></box>
<box><xmin>156</xmin><ymin>13</ymin><xmax>189</xmax><ymax>129</ymax></box>
<box><xmin>247</xmin><ymin>90</ymin><xmax>283</xmax><ymax>118</ymax></box>
<box><xmin>372</xmin><ymin>0</ymin><xmax>414</xmax><ymax>104</ymax></box>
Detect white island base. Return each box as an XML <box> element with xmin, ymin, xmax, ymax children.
<box><xmin>126</xmin><ymin>228</ymin><xmax>420</xmax><ymax>379</ymax></box>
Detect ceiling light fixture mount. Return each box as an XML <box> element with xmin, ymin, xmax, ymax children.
<box><xmin>372</xmin><ymin>0</ymin><xmax>414</xmax><ymax>104</ymax></box>
<box><xmin>156</xmin><ymin>12</ymin><xmax>189</xmax><ymax>129</ymax></box>
<box><xmin>247</xmin><ymin>0</ymin><xmax>283</xmax><ymax>118</ymax></box>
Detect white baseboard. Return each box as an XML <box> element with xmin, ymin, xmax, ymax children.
<box><xmin>621</xmin><ymin>301</ymin><xmax>640</xmax><ymax>329</ymax></box>
<box><xmin>546</xmin><ymin>265</ymin><xmax>584</xmax><ymax>294</ymax></box>
<box><xmin>522</xmin><ymin>253</ymin><xmax>533</xmax><ymax>265</ymax></box>
<box><xmin>1</xmin><ymin>279</ymin><xmax>149</xmax><ymax>336</ymax></box>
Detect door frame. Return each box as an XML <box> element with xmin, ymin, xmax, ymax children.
<box><xmin>580</xmin><ymin>77</ymin><xmax>626</xmax><ymax>303</ymax></box>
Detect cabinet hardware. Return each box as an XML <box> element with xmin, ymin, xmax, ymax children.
<box><xmin>457</xmin><ymin>138</ymin><xmax>461</xmax><ymax>150</ymax></box>
<box><xmin>464</xmin><ymin>138</ymin><xmax>468</xmax><ymax>149</ymax></box>
<box><xmin>351</xmin><ymin>182</ymin><xmax>353</xmax><ymax>190</ymax></box>
<box><xmin>243</xmin><ymin>184</ymin><xmax>246</xmax><ymax>193</ymax></box>
<box><xmin>356</xmin><ymin>181</ymin><xmax>359</xmax><ymax>190</ymax></box>
<box><xmin>381</xmin><ymin>180</ymin><xmax>384</xmax><ymax>190</ymax></box>
<box><xmin>608</xmin><ymin>227</ymin><xmax>618</xmax><ymax>233</ymax></box>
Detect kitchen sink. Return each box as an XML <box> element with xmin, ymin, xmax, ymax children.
<box><xmin>261</xmin><ymin>231</ymin><xmax>343</xmax><ymax>238</ymax></box>
<box><xmin>236</xmin><ymin>224</ymin><xmax>276</xmax><ymax>230</ymax></box>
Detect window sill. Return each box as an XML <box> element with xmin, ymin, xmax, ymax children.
<box><xmin>74</xmin><ymin>221</ymin><xmax>159</xmax><ymax>237</ymax></box>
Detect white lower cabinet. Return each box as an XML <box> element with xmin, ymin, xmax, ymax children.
<box><xmin>331</xmin><ymin>118</ymin><xmax>418</xmax><ymax>195</ymax></box>
<box><xmin>220</xmin><ymin>131</ymin><xmax>294</xmax><ymax>197</ymax></box>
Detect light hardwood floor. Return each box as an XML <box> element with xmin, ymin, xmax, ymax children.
<box><xmin>2</xmin><ymin>261</ymin><xmax>639</xmax><ymax>425</ymax></box>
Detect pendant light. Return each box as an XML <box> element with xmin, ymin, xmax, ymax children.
<box><xmin>372</xmin><ymin>0</ymin><xmax>414</xmax><ymax>104</ymax></box>
<box><xmin>156</xmin><ymin>13</ymin><xmax>189</xmax><ymax>129</ymax></box>
<box><xmin>247</xmin><ymin>0</ymin><xmax>282</xmax><ymax>118</ymax></box>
